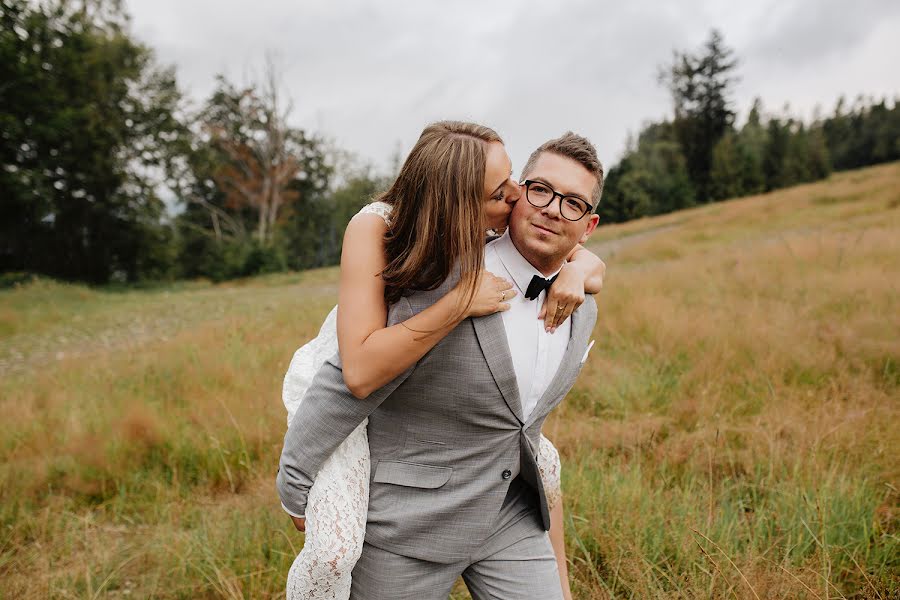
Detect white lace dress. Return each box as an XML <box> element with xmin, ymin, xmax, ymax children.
<box><xmin>282</xmin><ymin>201</ymin><xmax>563</xmax><ymax>600</ymax></box>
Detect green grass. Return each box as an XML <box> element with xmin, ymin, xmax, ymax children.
<box><xmin>2</xmin><ymin>162</ymin><xmax>899</xmax><ymax>598</ymax></box>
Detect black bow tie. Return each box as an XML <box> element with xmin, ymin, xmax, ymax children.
<box><xmin>524</xmin><ymin>274</ymin><xmax>558</xmax><ymax>300</ymax></box>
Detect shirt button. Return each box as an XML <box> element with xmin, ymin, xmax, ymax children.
<box><xmin>502</xmin><ymin>469</ymin><xmax>512</xmax><ymax>480</ymax></box>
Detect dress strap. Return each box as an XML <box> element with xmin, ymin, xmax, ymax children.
<box><xmin>356</xmin><ymin>201</ymin><xmax>393</xmax><ymax>226</ymax></box>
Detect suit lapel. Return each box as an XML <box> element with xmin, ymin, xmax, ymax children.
<box><xmin>525</xmin><ymin>299</ymin><xmax>596</xmax><ymax>426</ymax></box>
<box><xmin>472</xmin><ymin>312</ymin><xmax>525</xmax><ymax>423</ymax></box>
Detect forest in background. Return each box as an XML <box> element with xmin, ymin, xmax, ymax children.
<box><xmin>2</xmin><ymin>1</ymin><xmax>899</xmax><ymax>284</ymax></box>
<box><xmin>598</xmin><ymin>31</ymin><xmax>900</xmax><ymax>224</ymax></box>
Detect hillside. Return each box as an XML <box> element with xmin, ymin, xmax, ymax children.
<box><xmin>1</xmin><ymin>162</ymin><xmax>898</xmax><ymax>599</ymax></box>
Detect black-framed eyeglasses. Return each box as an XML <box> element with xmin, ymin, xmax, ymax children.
<box><xmin>521</xmin><ymin>180</ymin><xmax>593</xmax><ymax>221</ymax></box>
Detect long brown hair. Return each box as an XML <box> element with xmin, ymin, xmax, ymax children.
<box><xmin>379</xmin><ymin>121</ymin><xmax>502</xmax><ymax>322</ymax></box>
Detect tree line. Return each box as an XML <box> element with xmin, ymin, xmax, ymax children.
<box><xmin>2</xmin><ymin>4</ymin><xmax>898</xmax><ymax>285</ymax></box>
<box><xmin>598</xmin><ymin>30</ymin><xmax>900</xmax><ymax>224</ymax></box>
<box><xmin>1</xmin><ymin>0</ymin><xmax>388</xmax><ymax>284</ymax></box>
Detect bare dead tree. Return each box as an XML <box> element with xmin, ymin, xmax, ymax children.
<box><xmin>207</xmin><ymin>57</ymin><xmax>301</xmax><ymax>245</ymax></box>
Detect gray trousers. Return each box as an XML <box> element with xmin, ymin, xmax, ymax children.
<box><xmin>349</xmin><ymin>478</ymin><xmax>564</xmax><ymax>600</ymax></box>
<box><xmin>350</xmin><ymin>532</ymin><xmax>562</xmax><ymax>600</ymax></box>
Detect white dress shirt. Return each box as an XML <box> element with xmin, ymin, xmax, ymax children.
<box><xmin>484</xmin><ymin>232</ymin><xmax>570</xmax><ymax>421</ymax></box>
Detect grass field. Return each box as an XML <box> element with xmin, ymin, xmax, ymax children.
<box><xmin>1</xmin><ymin>162</ymin><xmax>898</xmax><ymax>599</ymax></box>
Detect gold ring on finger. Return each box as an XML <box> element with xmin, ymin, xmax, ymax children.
<box><xmin>501</xmin><ymin>291</ymin><xmax>506</xmax><ymax>301</ymax></box>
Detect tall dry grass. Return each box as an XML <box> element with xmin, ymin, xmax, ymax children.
<box><xmin>547</xmin><ymin>162</ymin><xmax>900</xmax><ymax>599</ymax></box>
<box><xmin>1</xmin><ymin>163</ymin><xmax>898</xmax><ymax>599</ymax></box>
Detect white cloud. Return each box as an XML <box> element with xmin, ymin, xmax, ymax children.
<box><xmin>128</xmin><ymin>0</ymin><xmax>900</xmax><ymax>174</ymax></box>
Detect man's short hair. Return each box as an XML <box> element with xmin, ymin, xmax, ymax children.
<box><xmin>521</xmin><ymin>132</ymin><xmax>604</xmax><ymax>208</ymax></box>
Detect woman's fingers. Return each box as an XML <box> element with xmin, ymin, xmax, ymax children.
<box><xmin>498</xmin><ymin>286</ymin><xmax>517</xmax><ymax>301</ymax></box>
<box><xmin>497</xmin><ymin>284</ymin><xmax>516</xmax><ymax>311</ymax></box>
<box><xmin>559</xmin><ymin>295</ymin><xmax>585</xmax><ymax>328</ymax></box>
<box><xmin>544</xmin><ymin>292</ymin><xmax>584</xmax><ymax>332</ymax></box>
<box><xmin>555</xmin><ymin>304</ymin><xmax>573</xmax><ymax>330</ymax></box>
<box><xmin>542</xmin><ymin>295</ymin><xmax>559</xmax><ymax>331</ymax></box>
<box><xmin>476</xmin><ymin>274</ymin><xmax>515</xmax><ymax>314</ymax></box>
<box><xmin>551</xmin><ymin>304</ymin><xmax>566</xmax><ymax>330</ymax></box>
<box><xmin>494</xmin><ymin>276</ymin><xmax>515</xmax><ymax>306</ymax></box>
<box><xmin>468</xmin><ymin>271</ymin><xmax>522</xmax><ymax>317</ymax></box>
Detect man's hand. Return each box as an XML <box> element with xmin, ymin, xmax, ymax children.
<box><xmin>290</xmin><ymin>515</ymin><xmax>306</xmax><ymax>532</ymax></box>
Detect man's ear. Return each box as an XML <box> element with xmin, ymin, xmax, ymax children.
<box><xmin>579</xmin><ymin>214</ymin><xmax>600</xmax><ymax>244</ymax></box>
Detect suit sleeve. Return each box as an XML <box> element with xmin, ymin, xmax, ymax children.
<box><xmin>276</xmin><ymin>297</ymin><xmax>415</xmax><ymax>517</ymax></box>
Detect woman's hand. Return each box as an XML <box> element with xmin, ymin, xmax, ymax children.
<box><xmin>465</xmin><ymin>270</ymin><xmax>517</xmax><ymax>317</ymax></box>
<box><xmin>540</xmin><ymin>262</ymin><xmax>586</xmax><ymax>333</ymax></box>
<box><xmin>290</xmin><ymin>515</ymin><xmax>306</xmax><ymax>532</ymax></box>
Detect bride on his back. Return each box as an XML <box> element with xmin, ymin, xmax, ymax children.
<box><xmin>281</xmin><ymin>121</ymin><xmax>605</xmax><ymax>600</ymax></box>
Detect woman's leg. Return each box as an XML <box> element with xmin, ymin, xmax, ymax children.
<box><xmin>537</xmin><ymin>433</ymin><xmax>573</xmax><ymax>600</ymax></box>
<box><xmin>286</xmin><ymin>421</ymin><xmax>370</xmax><ymax>600</ymax></box>
<box><xmin>549</xmin><ymin>501</ymin><xmax>573</xmax><ymax>600</ymax></box>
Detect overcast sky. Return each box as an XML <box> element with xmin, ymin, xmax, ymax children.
<box><xmin>129</xmin><ymin>0</ymin><xmax>900</xmax><ymax>176</ymax></box>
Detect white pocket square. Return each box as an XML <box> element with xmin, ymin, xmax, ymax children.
<box><xmin>580</xmin><ymin>339</ymin><xmax>595</xmax><ymax>364</ymax></box>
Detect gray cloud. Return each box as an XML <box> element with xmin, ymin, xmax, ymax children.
<box><xmin>128</xmin><ymin>0</ymin><xmax>900</xmax><ymax>174</ymax></box>
<box><xmin>748</xmin><ymin>0</ymin><xmax>900</xmax><ymax>63</ymax></box>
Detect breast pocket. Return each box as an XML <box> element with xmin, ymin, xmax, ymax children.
<box><xmin>372</xmin><ymin>460</ymin><xmax>453</xmax><ymax>489</ymax></box>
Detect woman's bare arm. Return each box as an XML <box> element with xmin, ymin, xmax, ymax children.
<box><xmin>540</xmin><ymin>244</ymin><xmax>607</xmax><ymax>332</ymax></box>
<box><xmin>336</xmin><ymin>214</ymin><xmax>514</xmax><ymax>399</ymax></box>
<box><xmin>549</xmin><ymin>502</ymin><xmax>573</xmax><ymax>600</ymax></box>
<box><xmin>568</xmin><ymin>244</ymin><xmax>606</xmax><ymax>294</ymax></box>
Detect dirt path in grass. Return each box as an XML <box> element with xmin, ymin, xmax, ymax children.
<box><xmin>587</xmin><ymin>223</ymin><xmax>680</xmax><ymax>259</ymax></box>
<box><xmin>0</xmin><ymin>281</ymin><xmax>338</xmax><ymax>377</ymax></box>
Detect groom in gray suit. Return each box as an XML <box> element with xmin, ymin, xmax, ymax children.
<box><xmin>278</xmin><ymin>132</ymin><xmax>603</xmax><ymax>599</ymax></box>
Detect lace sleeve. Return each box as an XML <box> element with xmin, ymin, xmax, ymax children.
<box><xmin>355</xmin><ymin>201</ymin><xmax>392</xmax><ymax>226</ymax></box>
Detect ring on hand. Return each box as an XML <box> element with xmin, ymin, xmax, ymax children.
<box><xmin>556</xmin><ymin>305</ymin><xmax>564</xmax><ymax>313</ymax></box>
<box><xmin>500</xmin><ymin>290</ymin><xmax>506</xmax><ymax>301</ymax></box>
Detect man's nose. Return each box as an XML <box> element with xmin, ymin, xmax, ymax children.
<box><xmin>541</xmin><ymin>196</ymin><xmax>562</xmax><ymax>219</ymax></box>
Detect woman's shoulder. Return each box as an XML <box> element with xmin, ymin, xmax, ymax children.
<box><xmin>355</xmin><ymin>201</ymin><xmax>392</xmax><ymax>225</ymax></box>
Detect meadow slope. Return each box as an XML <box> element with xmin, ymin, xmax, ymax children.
<box><xmin>1</xmin><ymin>162</ymin><xmax>898</xmax><ymax>599</ymax></box>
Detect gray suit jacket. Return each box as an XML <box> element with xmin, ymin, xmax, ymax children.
<box><xmin>277</xmin><ymin>277</ymin><xmax>597</xmax><ymax>563</ymax></box>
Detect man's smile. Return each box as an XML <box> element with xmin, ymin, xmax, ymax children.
<box><xmin>530</xmin><ymin>221</ymin><xmax>558</xmax><ymax>235</ymax></box>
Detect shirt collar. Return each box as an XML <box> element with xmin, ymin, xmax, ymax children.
<box><xmin>493</xmin><ymin>231</ymin><xmax>563</xmax><ymax>295</ymax></box>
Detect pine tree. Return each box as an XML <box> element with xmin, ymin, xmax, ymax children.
<box><xmin>710</xmin><ymin>131</ymin><xmax>742</xmax><ymax>200</ymax></box>
<box><xmin>735</xmin><ymin>99</ymin><xmax>767</xmax><ymax>194</ymax></box>
<box><xmin>660</xmin><ymin>29</ymin><xmax>739</xmax><ymax>202</ymax></box>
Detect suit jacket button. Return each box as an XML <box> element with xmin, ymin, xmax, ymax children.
<box><xmin>502</xmin><ymin>469</ymin><xmax>512</xmax><ymax>480</ymax></box>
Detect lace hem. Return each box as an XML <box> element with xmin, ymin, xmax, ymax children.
<box><xmin>537</xmin><ymin>433</ymin><xmax>563</xmax><ymax>510</ymax></box>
